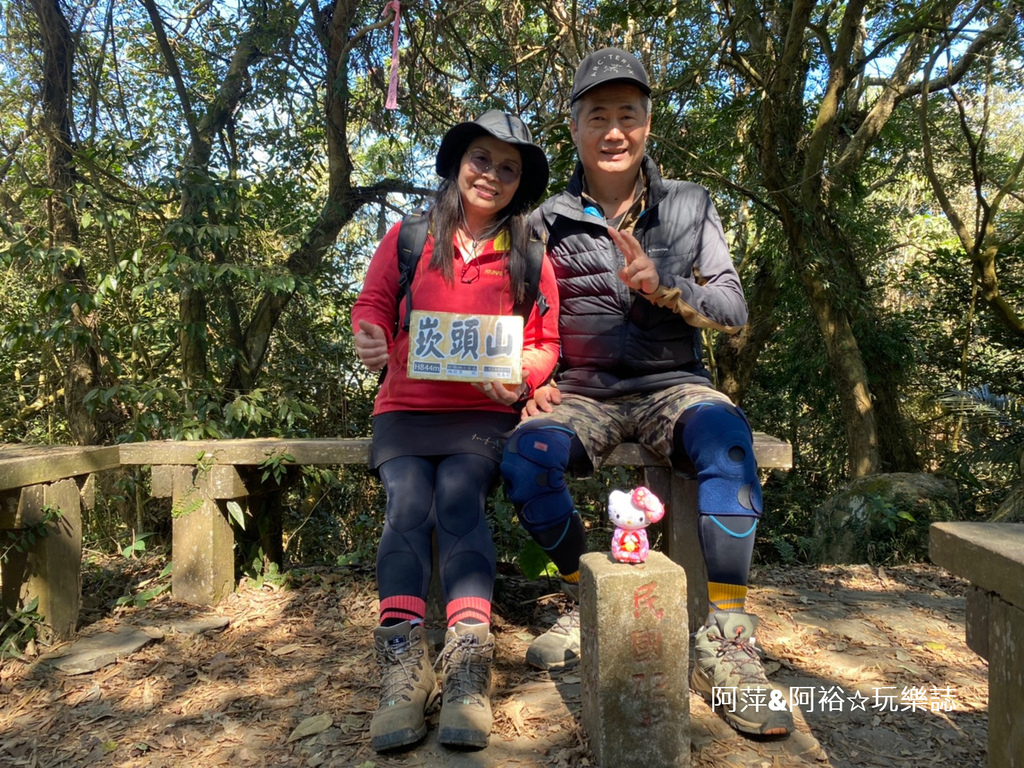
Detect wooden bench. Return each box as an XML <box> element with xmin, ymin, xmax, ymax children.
<box><xmin>930</xmin><ymin>521</ymin><xmax>1024</xmax><ymax>767</ymax></box>
<box><xmin>120</xmin><ymin>434</ymin><xmax>793</xmax><ymax>631</ymax></box>
<box><xmin>0</xmin><ymin>444</ymin><xmax>121</xmax><ymax>641</ymax></box>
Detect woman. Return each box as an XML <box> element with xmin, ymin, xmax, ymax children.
<box><xmin>351</xmin><ymin>111</ymin><xmax>558</xmax><ymax>752</ymax></box>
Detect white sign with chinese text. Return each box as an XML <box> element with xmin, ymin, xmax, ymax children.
<box><xmin>406</xmin><ymin>310</ymin><xmax>524</xmax><ymax>383</ymax></box>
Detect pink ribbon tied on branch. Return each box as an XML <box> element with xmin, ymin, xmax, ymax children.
<box><xmin>382</xmin><ymin>0</ymin><xmax>401</xmax><ymax>109</ymax></box>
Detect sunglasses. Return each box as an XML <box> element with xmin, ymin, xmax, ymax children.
<box><xmin>465</xmin><ymin>150</ymin><xmax>521</xmax><ymax>185</ymax></box>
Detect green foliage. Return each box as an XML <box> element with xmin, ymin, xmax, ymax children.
<box><xmin>0</xmin><ymin>502</ymin><xmax>59</xmax><ymax>658</ymax></box>
<box><xmin>120</xmin><ymin>531</ymin><xmax>156</xmax><ymax>559</ymax></box>
<box><xmin>938</xmin><ymin>386</ymin><xmax>1024</xmax><ymax>521</ymax></box>
<box><xmin>282</xmin><ymin>465</ymin><xmax>385</xmax><ymax>567</ymax></box>
<box><xmin>258</xmin><ymin>452</ymin><xmax>296</xmax><ymax>486</ymax></box>
<box><xmin>115</xmin><ymin>562</ymin><xmax>173</xmax><ymax>609</ymax></box>
<box><xmin>842</xmin><ymin>493</ymin><xmax>933</xmax><ymax>566</ymax></box>
<box><xmin>0</xmin><ymin>597</ymin><xmax>45</xmax><ymax>660</ymax></box>
<box><xmin>226</xmin><ymin>500</ymin><xmax>248</xmax><ymax>530</ymax></box>
<box><xmin>1</xmin><ymin>506</ymin><xmax>61</xmax><ymax>564</ymax></box>
<box><xmin>518</xmin><ymin>540</ymin><xmax>560</xmax><ymax>581</ymax></box>
<box><xmin>243</xmin><ymin>549</ymin><xmax>291</xmax><ymax>591</ymax></box>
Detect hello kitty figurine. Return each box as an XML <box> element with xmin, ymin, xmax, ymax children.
<box><xmin>608</xmin><ymin>486</ymin><xmax>665</xmax><ymax>563</ymax></box>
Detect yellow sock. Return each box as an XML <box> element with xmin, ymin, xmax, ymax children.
<box><xmin>708</xmin><ymin>581</ymin><xmax>747</xmax><ymax>613</ymax></box>
<box><xmin>561</xmin><ymin>571</ymin><xmax>580</xmax><ymax>584</ymax></box>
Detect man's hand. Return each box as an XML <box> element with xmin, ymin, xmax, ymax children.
<box><xmin>610</xmin><ymin>226</ymin><xmax>660</xmax><ymax>294</ymax></box>
<box><xmin>520</xmin><ymin>384</ymin><xmax>561</xmax><ymax>419</ymax></box>
<box><xmin>354</xmin><ymin>320</ymin><xmax>389</xmax><ymax>371</ymax></box>
<box><xmin>473</xmin><ymin>380</ymin><xmax>526</xmax><ymax>406</ymax></box>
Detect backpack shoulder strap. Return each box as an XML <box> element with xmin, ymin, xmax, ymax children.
<box><xmin>396</xmin><ymin>209</ymin><xmax>430</xmax><ymax>331</ymax></box>
<box><xmin>514</xmin><ymin>235</ymin><xmax>548</xmax><ymax>321</ymax></box>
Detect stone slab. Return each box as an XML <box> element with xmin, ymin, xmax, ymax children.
<box><xmin>645</xmin><ymin>467</ymin><xmax>708</xmax><ymax>632</ymax></box>
<box><xmin>580</xmin><ymin>551</ymin><xmax>689</xmax><ymax>767</ymax></box>
<box><xmin>157</xmin><ymin>615</ymin><xmax>231</xmax><ymax>636</ymax></box>
<box><xmin>42</xmin><ymin>625</ymin><xmax>157</xmax><ymax>674</ymax></box>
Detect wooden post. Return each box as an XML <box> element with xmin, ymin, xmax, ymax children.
<box><xmin>0</xmin><ymin>479</ymin><xmax>83</xmax><ymax>641</ymax></box>
<box><xmin>157</xmin><ymin>465</ymin><xmax>240</xmax><ymax>605</ymax></box>
<box><xmin>643</xmin><ymin>467</ymin><xmax>707</xmax><ymax>633</ymax></box>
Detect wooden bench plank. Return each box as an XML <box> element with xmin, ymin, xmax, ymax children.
<box><xmin>120</xmin><ymin>436</ymin><xmax>791</xmax><ymax>626</ymax></box>
<box><xmin>0</xmin><ymin>445</ymin><xmax>121</xmax><ymax>491</ymax></box>
<box><xmin>930</xmin><ymin>522</ymin><xmax>1024</xmax><ymax>609</ymax></box>
<box><xmin>119</xmin><ymin>438</ymin><xmax>373</xmax><ymax>467</ymax></box>
<box><xmin>118</xmin><ymin>433</ymin><xmax>792</xmax><ymax>469</ymax></box>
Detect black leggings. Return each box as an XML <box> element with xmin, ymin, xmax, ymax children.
<box><xmin>376</xmin><ymin>454</ymin><xmax>498</xmax><ymax>609</ymax></box>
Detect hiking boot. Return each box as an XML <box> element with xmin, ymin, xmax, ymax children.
<box><xmin>437</xmin><ymin>621</ymin><xmax>495</xmax><ymax>749</ymax></box>
<box><xmin>691</xmin><ymin>611</ymin><xmax>793</xmax><ymax>737</ymax></box>
<box><xmin>526</xmin><ymin>601</ymin><xmax>581</xmax><ymax>670</ymax></box>
<box><xmin>369</xmin><ymin>622</ymin><xmax>440</xmax><ymax>752</ymax></box>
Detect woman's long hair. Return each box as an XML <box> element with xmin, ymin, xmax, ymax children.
<box><xmin>426</xmin><ymin>162</ymin><xmax>532</xmax><ymax>305</ymax></box>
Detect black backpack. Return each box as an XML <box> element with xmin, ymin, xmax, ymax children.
<box><xmin>394</xmin><ymin>210</ymin><xmax>548</xmax><ymax>332</ymax></box>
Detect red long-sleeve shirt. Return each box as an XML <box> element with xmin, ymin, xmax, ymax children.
<box><xmin>351</xmin><ymin>222</ymin><xmax>560</xmax><ymax>416</ymax></box>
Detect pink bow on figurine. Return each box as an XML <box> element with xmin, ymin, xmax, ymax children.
<box><xmin>608</xmin><ymin>486</ymin><xmax>665</xmax><ymax>563</ymax></box>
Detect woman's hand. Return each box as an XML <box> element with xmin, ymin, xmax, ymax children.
<box><xmin>474</xmin><ymin>380</ymin><xmax>526</xmax><ymax>406</ymax></box>
<box><xmin>354</xmin><ymin>320</ymin><xmax>389</xmax><ymax>371</ymax></box>
<box><xmin>520</xmin><ymin>384</ymin><xmax>561</xmax><ymax>418</ymax></box>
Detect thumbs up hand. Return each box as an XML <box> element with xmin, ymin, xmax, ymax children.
<box><xmin>354</xmin><ymin>320</ymin><xmax>389</xmax><ymax>371</ymax></box>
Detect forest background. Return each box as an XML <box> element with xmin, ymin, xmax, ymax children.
<box><xmin>1</xmin><ymin>0</ymin><xmax>1022</xmax><ymax>600</ymax></box>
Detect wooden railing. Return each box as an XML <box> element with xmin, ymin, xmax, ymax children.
<box><xmin>2</xmin><ymin>434</ymin><xmax>793</xmax><ymax>639</ymax></box>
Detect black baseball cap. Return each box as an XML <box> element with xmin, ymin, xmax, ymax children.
<box><xmin>570</xmin><ymin>47</ymin><xmax>651</xmax><ymax>104</ymax></box>
<box><xmin>435</xmin><ymin>110</ymin><xmax>550</xmax><ymax>206</ymax></box>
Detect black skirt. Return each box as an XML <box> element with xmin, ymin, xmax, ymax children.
<box><xmin>369</xmin><ymin>410</ymin><xmax>520</xmax><ymax>471</ymax></box>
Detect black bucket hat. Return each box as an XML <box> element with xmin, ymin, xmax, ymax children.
<box><xmin>571</xmin><ymin>47</ymin><xmax>651</xmax><ymax>104</ymax></box>
<box><xmin>435</xmin><ymin>110</ymin><xmax>549</xmax><ymax>207</ymax></box>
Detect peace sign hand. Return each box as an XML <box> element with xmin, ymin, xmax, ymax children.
<box><xmin>609</xmin><ymin>227</ymin><xmax>660</xmax><ymax>295</ymax></box>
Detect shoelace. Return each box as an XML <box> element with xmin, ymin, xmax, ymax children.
<box><xmin>376</xmin><ymin>639</ymin><xmax>424</xmax><ymax>703</ymax></box>
<box><xmin>437</xmin><ymin>634</ymin><xmax>494</xmax><ymax>705</ymax></box>
<box><xmin>713</xmin><ymin>627</ymin><xmax>770</xmax><ymax>686</ymax></box>
<box><xmin>548</xmin><ymin>605</ymin><xmax>580</xmax><ymax>637</ymax></box>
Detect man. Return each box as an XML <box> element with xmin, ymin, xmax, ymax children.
<box><xmin>500</xmin><ymin>47</ymin><xmax>793</xmax><ymax>738</ymax></box>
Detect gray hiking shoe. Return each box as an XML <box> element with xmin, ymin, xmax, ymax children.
<box><xmin>691</xmin><ymin>611</ymin><xmax>793</xmax><ymax>737</ymax></box>
<box><xmin>370</xmin><ymin>622</ymin><xmax>439</xmax><ymax>752</ymax></box>
<box><xmin>438</xmin><ymin>621</ymin><xmax>495</xmax><ymax>749</ymax></box>
<box><xmin>526</xmin><ymin>603</ymin><xmax>581</xmax><ymax>671</ymax></box>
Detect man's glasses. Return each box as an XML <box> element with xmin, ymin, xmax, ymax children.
<box><xmin>465</xmin><ymin>150</ymin><xmax>521</xmax><ymax>185</ymax></box>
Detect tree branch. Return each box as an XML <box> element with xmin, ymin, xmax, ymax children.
<box><xmin>897</xmin><ymin>3</ymin><xmax>1014</xmax><ymax>104</ymax></box>
<box><xmin>800</xmin><ymin>0</ymin><xmax>867</xmax><ymax>206</ymax></box>
<box><xmin>140</xmin><ymin>0</ymin><xmax>200</xmax><ymax>146</ymax></box>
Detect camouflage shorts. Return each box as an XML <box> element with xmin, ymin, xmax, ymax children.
<box><xmin>521</xmin><ymin>383</ymin><xmax>737</xmax><ymax>473</ymax></box>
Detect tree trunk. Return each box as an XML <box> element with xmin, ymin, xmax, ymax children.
<box><xmin>31</xmin><ymin>0</ymin><xmax>106</xmax><ymax>444</ymax></box>
<box><xmin>817</xmin><ymin>211</ymin><xmax>923</xmax><ymax>472</ymax></box>
<box><xmin>717</xmin><ymin>258</ymin><xmax>779</xmax><ymax>407</ymax></box>
<box><xmin>788</xmin><ymin>219</ymin><xmax>881</xmax><ymax>477</ymax></box>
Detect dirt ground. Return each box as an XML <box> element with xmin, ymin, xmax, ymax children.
<box><xmin>0</xmin><ymin>560</ymin><xmax>988</xmax><ymax>767</ymax></box>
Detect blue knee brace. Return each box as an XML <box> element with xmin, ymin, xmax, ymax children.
<box><xmin>678</xmin><ymin>404</ymin><xmax>763</xmax><ymax>518</ymax></box>
<box><xmin>500</xmin><ymin>422</ymin><xmax>576</xmax><ymax>536</ymax></box>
